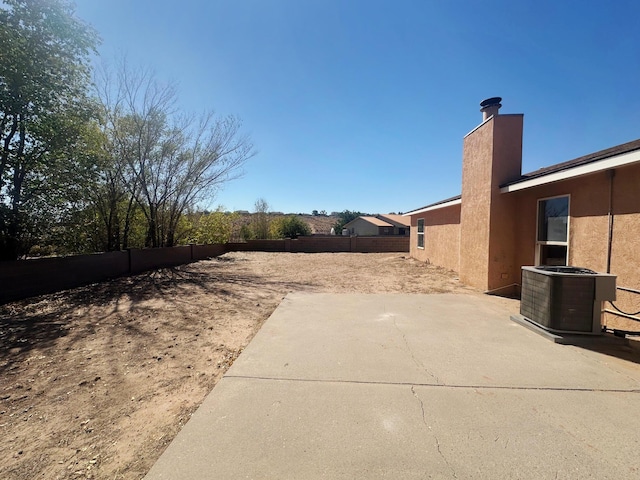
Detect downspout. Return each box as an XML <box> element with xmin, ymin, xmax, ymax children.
<box><xmin>606</xmin><ymin>169</ymin><xmax>615</xmax><ymax>273</ymax></box>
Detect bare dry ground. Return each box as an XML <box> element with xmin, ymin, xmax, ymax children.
<box><xmin>0</xmin><ymin>252</ymin><xmax>518</xmax><ymax>479</ymax></box>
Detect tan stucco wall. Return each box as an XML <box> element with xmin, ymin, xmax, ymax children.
<box><xmin>606</xmin><ymin>167</ymin><xmax>640</xmax><ymax>330</ymax></box>
<box><xmin>407</xmin><ymin>107</ymin><xmax>639</xmax><ymax>329</ymax></box>
<box><xmin>460</xmin><ymin>114</ymin><xmax>523</xmax><ymax>291</ymax></box>
<box><xmin>511</xmin><ymin>163</ymin><xmax>640</xmax><ymax>330</ymax></box>
<box><xmin>486</xmin><ymin>116</ymin><xmax>524</xmax><ymax>292</ymax></box>
<box><xmin>409</xmin><ymin>204</ymin><xmax>461</xmax><ymax>272</ymax></box>
<box><xmin>459</xmin><ymin>120</ymin><xmax>493</xmax><ymax>289</ymax></box>
<box><xmin>512</xmin><ymin>172</ymin><xmax>610</xmax><ymax>273</ymax></box>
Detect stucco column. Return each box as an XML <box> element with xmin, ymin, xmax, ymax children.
<box><xmin>459</xmin><ymin>114</ymin><xmax>523</xmax><ymax>292</ymax></box>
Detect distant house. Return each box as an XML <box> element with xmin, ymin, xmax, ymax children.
<box><xmin>343</xmin><ymin>214</ymin><xmax>410</xmax><ymax>236</ymax></box>
<box><xmin>404</xmin><ymin>97</ymin><xmax>640</xmax><ymax>330</ymax></box>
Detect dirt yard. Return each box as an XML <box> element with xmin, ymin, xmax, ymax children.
<box><xmin>0</xmin><ymin>252</ymin><xmax>518</xmax><ymax>479</ymax></box>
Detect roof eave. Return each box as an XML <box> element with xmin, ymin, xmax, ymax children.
<box><xmin>501</xmin><ymin>148</ymin><xmax>640</xmax><ymax>193</ymax></box>
<box><xmin>403</xmin><ymin>197</ymin><xmax>462</xmax><ymax>216</ymax></box>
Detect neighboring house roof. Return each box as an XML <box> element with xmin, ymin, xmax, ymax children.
<box><xmin>349</xmin><ymin>216</ymin><xmax>395</xmax><ymax>228</ymax></box>
<box><xmin>403</xmin><ymin>195</ymin><xmax>462</xmax><ymax>216</ymax></box>
<box><xmin>344</xmin><ymin>215</ymin><xmax>410</xmax><ymax>228</ymax></box>
<box><xmin>377</xmin><ymin>214</ymin><xmax>410</xmax><ymax>228</ymax></box>
<box><xmin>405</xmin><ymin>137</ymin><xmax>640</xmax><ymax>214</ymax></box>
<box><xmin>501</xmin><ymin>138</ymin><xmax>640</xmax><ymax>193</ymax></box>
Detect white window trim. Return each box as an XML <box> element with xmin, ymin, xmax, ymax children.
<box><xmin>535</xmin><ymin>194</ymin><xmax>570</xmax><ymax>265</ymax></box>
<box><xmin>417</xmin><ymin>218</ymin><xmax>425</xmax><ymax>249</ymax></box>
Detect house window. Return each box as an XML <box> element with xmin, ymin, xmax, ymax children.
<box><xmin>536</xmin><ymin>195</ymin><xmax>569</xmax><ymax>266</ymax></box>
<box><xmin>417</xmin><ymin>219</ymin><xmax>424</xmax><ymax>249</ymax></box>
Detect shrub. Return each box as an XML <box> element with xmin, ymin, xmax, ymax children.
<box><xmin>187</xmin><ymin>210</ymin><xmax>240</xmax><ymax>244</ymax></box>
<box><xmin>272</xmin><ymin>215</ymin><xmax>311</xmax><ymax>239</ymax></box>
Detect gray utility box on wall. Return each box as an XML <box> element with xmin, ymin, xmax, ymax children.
<box><xmin>520</xmin><ymin>266</ymin><xmax>617</xmax><ymax>334</ymax></box>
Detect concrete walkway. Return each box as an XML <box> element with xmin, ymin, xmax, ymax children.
<box><xmin>144</xmin><ymin>293</ymin><xmax>640</xmax><ymax>479</ymax></box>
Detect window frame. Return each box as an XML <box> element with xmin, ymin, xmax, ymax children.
<box><xmin>535</xmin><ymin>194</ymin><xmax>570</xmax><ymax>266</ymax></box>
<box><xmin>417</xmin><ymin>218</ymin><xmax>425</xmax><ymax>249</ymax></box>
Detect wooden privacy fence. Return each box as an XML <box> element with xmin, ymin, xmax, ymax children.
<box><xmin>0</xmin><ymin>236</ymin><xmax>409</xmax><ymax>303</ymax></box>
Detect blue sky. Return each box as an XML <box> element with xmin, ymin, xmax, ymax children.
<box><xmin>73</xmin><ymin>0</ymin><xmax>640</xmax><ymax>214</ymax></box>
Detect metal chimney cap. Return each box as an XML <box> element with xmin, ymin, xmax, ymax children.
<box><xmin>480</xmin><ymin>97</ymin><xmax>502</xmax><ymax>108</ymax></box>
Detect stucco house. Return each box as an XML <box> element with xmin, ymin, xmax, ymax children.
<box><xmin>404</xmin><ymin>97</ymin><xmax>640</xmax><ymax>331</ymax></box>
<box><xmin>343</xmin><ymin>214</ymin><xmax>410</xmax><ymax>236</ymax></box>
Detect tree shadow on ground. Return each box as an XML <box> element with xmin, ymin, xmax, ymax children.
<box><xmin>0</xmin><ymin>315</ymin><xmax>69</xmax><ymax>361</ymax></box>
<box><xmin>0</xmin><ymin>259</ymin><xmax>314</xmax><ymax>372</ymax></box>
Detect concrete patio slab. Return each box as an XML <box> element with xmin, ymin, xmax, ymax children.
<box><xmin>144</xmin><ymin>293</ymin><xmax>640</xmax><ymax>479</ymax></box>
<box><xmin>228</xmin><ymin>293</ymin><xmax>640</xmax><ymax>390</ymax></box>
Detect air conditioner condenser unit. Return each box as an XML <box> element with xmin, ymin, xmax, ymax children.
<box><xmin>520</xmin><ymin>266</ymin><xmax>616</xmax><ymax>334</ymax></box>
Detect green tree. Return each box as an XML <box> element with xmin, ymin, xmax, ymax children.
<box><xmin>332</xmin><ymin>210</ymin><xmax>363</xmax><ymax>234</ymax></box>
<box><xmin>249</xmin><ymin>198</ymin><xmax>270</xmax><ymax>240</ymax></box>
<box><xmin>271</xmin><ymin>215</ymin><xmax>311</xmax><ymax>239</ymax></box>
<box><xmin>187</xmin><ymin>209</ymin><xmax>240</xmax><ymax>244</ymax></box>
<box><xmin>95</xmin><ymin>63</ymin><xmax>254</xmax><ymax>248</ymax></box>
<box><xmin>84</xmin><ymin>119</ymin><xmax>138</xmax><ymax>252</ymax></box>
<box><xmin>0</xmin><ymin>0</ymin><xmax>99</xmax><ymax>259</ymax></box>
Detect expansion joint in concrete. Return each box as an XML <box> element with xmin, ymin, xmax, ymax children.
<box><xmin>223</xmin><ymin>375</ymin><xmax>640</xmax><ymax>394</ymax></box>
